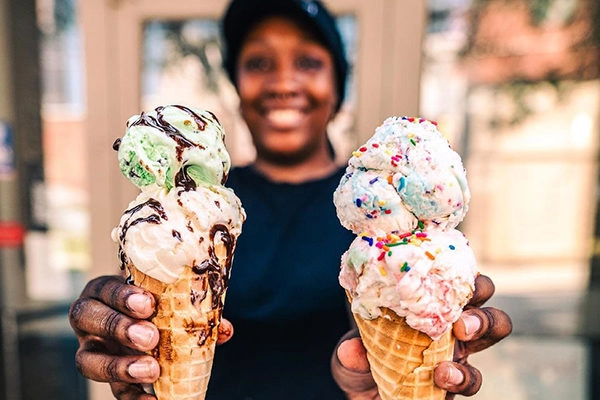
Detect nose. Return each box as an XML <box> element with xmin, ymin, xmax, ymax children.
<box><xmin>267</xmin><ymin>59</ymin><xmax>300</xmax><ymax>96</ymax></box>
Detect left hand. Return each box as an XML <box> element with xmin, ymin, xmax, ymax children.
<box><xmin>332</xmin><ymin>274</ymin><xmax>513</xmax><ymax>399</ymax></box>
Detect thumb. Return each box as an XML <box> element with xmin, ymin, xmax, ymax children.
<box><xmin>337</xmin><ymin>337</ymin><xmax>370</xmax><ymax>372</ymax></box>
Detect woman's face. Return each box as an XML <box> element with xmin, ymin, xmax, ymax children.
<box><xmin>236</xmin><ymin>16</ymin><xmax>338</xmax><ymax>165</ymax></box>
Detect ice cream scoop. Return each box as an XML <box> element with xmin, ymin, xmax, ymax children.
<box><xmin>114</xmin><ymin>105</ymin><xmax>231</xmax><ymax>190</ymax></box>
<box><xmin>334</xmin><ymin>116</ymin><xmax>470</xmax><ymax>235</ymax></box>
<box><xmin>112</xmin><ymin>184</ymin><xmax>244</xmax><ymax>285</ymax></box>
<box><xmin>339</xmin><ymin>227</ymin><xmax>476</xmax><ymax>340</ymax></box>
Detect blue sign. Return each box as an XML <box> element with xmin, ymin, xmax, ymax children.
<box><xmin>0</xmin><ymin>121</ymin><xmax>15</xmax><ymax>179</ymax></box>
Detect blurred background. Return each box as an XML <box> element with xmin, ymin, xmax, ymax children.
<box><xmin>0</xmin><ymin>0</ymin><xmax>598</xmax><ymax>399</ymax></box>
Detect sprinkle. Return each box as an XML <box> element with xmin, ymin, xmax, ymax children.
<box><xmin>376</xmin><ymin>241</ymin><xmax>384</xmax><ymax>249</ymax></box>
<box><xmin>418</xmin><ymin>221</ymin><xmax>425</xmax><ymax>229</ymax></box>
<box><xmin>379</xmin><ymin>266</ymin><xmax>387</xmax><ymax>276</ymax></box>
<box><xmin>386</xmin><ymin>241</ymin><xmax>406</xmax><ymax>247</ymax></box>
<box><xmin>384</xmin><ymin>209</ymin><xmax>392</xmax><ymax>214</ymax></box>
<box><xmin>361</xmin><ymin>236</ymin><xmax>374</xmax><ymax>246</ymax></box>
<box><xmin>355</xmin><ymin>198</ymin><xmax>362</xmax><ymax>207</ymax></box>
<box><xmin>377</xmin><ymin>252</ymin><xmax>386</xmax><ymax>261</ymax></box>
<box><xmin>387</xmin><ymin>175</ymin><xmax>393</xmax><ymax>184</ymax></box>
<box><xmin>372</xmin><ymin>143</ymin><xmax>380</xmax><ymax>148</ymax></box>
<box><xmin>378</xmin><ymin>200</ymin><xmax>386</xmax><ymax>206</ymax></box>
<box><xmin>401</xmin><ymin>262</ymin><xmax>410</xmax><ymax>272</ymax></box>
<box><xmin>449</xmin><ymin>245</ymin><xmax>456</xmax><ymax>250</ymax></box>
<box><xmin>415</xmin><ymin>232</ymin><xmax>428</xmax><ymax>238</ymax></box>
<box><xmin>352</xmin><ymin>151</ymin><xmax>362</xmax><ymax>157</ymax></box>
<box><xmin>398</xmin><ymin>176</ymin><xmax>405</xmax><ymax>191</ymax></box>
<box><xmin>359</xmin><ymin>146</ymin><xmax>368</xmax><ymax>152</ymax></box>
<box><xmin>369</xmin><ymin>177</ymin><xmax>379</xmax><ymax>184</ymax></box>
<box><xmin>398</xmin><ymin>232</ymin><xmax>413</xmax><ymax>239</ymax></box>
<box><xmin>388</xmin><ymin>251</ymin><xmax>392</xmax><ymax>257</ymax></box>
<box><xmin>425</xmin><ymin>251</ymin><xmax>435</xmax><ymax>260</ymax></box>
<box><xmin>410</xmin><ymin>139</ymin><xmax>416</xmax><ymax>146</ymax></box>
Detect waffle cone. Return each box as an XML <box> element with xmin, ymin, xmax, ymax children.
<box><xmin>128</xmin><ymin>264</ymin><xmax>224</xmax><ymax>400</ymax></box>
<box><xmin>352</xmin><ymin>305</ymin><xmax>454</xmax><ymax>400</ymax></box>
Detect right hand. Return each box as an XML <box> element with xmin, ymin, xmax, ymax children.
<box><xmin>68</xmin><ymin>275</ymin><xmax>234</xmax><ymax>399</ymax></box>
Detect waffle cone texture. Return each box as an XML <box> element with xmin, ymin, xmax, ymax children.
<box><xmin>128</xmin><ymin>264</ymin><xmax>224</xmax><ymax>400</ymax></box>
<box><xmin>352</xmin><ymin>305</ymin><xmax>454</xmax><ymax>400</ymax></box>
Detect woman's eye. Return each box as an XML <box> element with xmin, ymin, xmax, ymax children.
<box><xmin>296</xmin><ymin>56</ymin><xmax>323</xmax><ymax>70</ymax></box>
<box><xmin>243</xmin><ymin>57</ymin><xmax>272</xmax><ymax>72</ymax></box>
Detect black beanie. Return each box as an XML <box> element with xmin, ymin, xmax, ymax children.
<box><xmin>222</xmin><ymin>0</ymin><xmax>349</xmax><ymax>112</ymax></box>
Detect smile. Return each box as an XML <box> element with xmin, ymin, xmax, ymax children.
<box><xmin>264</xmin><ymin>108</ymin><xmax>306</xmax><ymax>129</ymax></box>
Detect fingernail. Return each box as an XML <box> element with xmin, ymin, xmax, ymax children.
<box><xmin>128</xmin><ymin>360</ymin><xmax>157</xmax><ymax>379</ymax></box>
<box><xmin>128</xmin><ymin>324</ymin><xmax>155</xmax><ymax>348</ymax></box>
<box><xmin>447</xmin><ymin>365</ymin><xmax>464</xmax><ymax>385</ymax></box>
<box><xmin>462</xmin><ymin>313</ymin><xmax>481</xmax><ymax>338</ymax></box>
<box><xmin>127</xmin><ymin>293</ymin><xmax>152</xmax><ymax>313</ymax></box>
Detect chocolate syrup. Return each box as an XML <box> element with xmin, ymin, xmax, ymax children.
<box><xmin>116</xmin><ymin>198</ymin><xmax>167</xmax><ymax>270</ymax></box>
<box><xmin>175</xmin><ymin>166</ymin><xmax>197</xmax><ymax>191</ymax></box>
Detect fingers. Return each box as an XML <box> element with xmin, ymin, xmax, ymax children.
<box><xmin>453</xmin><ymin>307</ymin><xmax>512</xmax><ymax>355</ymax></box>
<box><xmin>434</xmin><ymin>361</ymin><xmax>482</xmax><ymax>397</ymax></box>
<box><xmin>110</xmin><ymin>382</ymin><xmax>157</xmax><ymax>400</ymax></box>
<box><xmin>79</xmin><ymin>275</ymin><xmax>156</xmax><ymax>319</ymax></box>
<box><xmin>337</xmin><ymin>337</ymin><xmax>370</xmax><ymax>372</ymax></box>
<box><xmin>75</xmin><ymin>338</ymin><xmax>160</xmax><ymax>384</ymax></box>
<box><xmin>69</xmin><ymin>297</ymin><xmax>159</xmax><ymax>352</ymax></box>
<box><xmin>69</xmin><ymin>275</ymin><xmax>159</xmax><ymax>355</ymax></box>
<box><xmin>468</xmin><ymin>274</ymin><xmax>495</xmax><ymax>308</ymax></box>
<box><xmin>216</xmin><ymin>318</ymin><xmax>234</xmax><ymax>345</ymax></box>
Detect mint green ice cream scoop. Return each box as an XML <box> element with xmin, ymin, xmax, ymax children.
<box><xmin>113</xmin><ymin>105</ymin><xmax>231</xmax><ymax>190</ymax></box>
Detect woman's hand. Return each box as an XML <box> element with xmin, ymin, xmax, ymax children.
<box><xmin>68</xmin><ymin>275</ymin><xmax>234</xmax><ymax>399</ymax></box>
<box><xmin>332</xmin><ymin>274</ymin><xmax>513</xmax><ymax>399</ymax></box>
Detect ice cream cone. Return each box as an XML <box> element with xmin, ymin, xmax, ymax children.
<box><xmin>352</xmin><ymin>305</ymin><xmax>454</xmax><ymax>400</ymax></box>
<box><xmin>128</xmin><ymin>263</ymin><xmax>224</xmax><ymax>400</ymax></box>
<box><xmin>112</xmin><ymin>106</ymin><xmax>245</xmax><ymax>399</ymax></box>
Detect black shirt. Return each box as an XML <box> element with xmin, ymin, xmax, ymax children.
<box><xmin>207</xmin><ymin>165</ymin><xmax>355</xmax><ymax>399</ymax></box>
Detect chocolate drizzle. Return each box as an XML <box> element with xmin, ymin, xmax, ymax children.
<box><xmin>187</xmin><ymin>224</ymin><xmax>235</xmax><ymax>346</ymax></box>
<box><xmin>191</xmin><ymin>224</ymin><xmax>235</xmax><ymax>310</ymax></box>
<box><xmin>175</xmin><ymin>166</ymin><xmax>197</xmax><ymax>191</ymax></box>
<box><xmin>117</xmin><ymin>198</ymin><xmax>167</xmax><ymax>270</ymax></box>
<box><xmin>127</xmin><ymin>105</ymin><xmax>210</xmax><ymax>164</ymax></box>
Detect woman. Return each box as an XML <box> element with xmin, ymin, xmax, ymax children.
<box><xmin>69</xmin><ymin>1</ymin><xmax>512</xmax><ymax>399</ymax></box>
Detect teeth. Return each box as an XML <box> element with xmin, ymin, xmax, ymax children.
<box><xmin>267</xmin><ymin>109</ymin><xmax>302</xmax><ymax>125</ymax></box>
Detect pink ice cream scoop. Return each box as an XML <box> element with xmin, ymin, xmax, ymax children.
<box><xmin>339</xmin><ymin>227</ymin><xmax>477</xmax><ymax>340</ymax></box>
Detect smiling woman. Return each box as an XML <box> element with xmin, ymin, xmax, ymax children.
<box><xmin>235</xmin><ymin>17</ymin><xmax>339</xmax><ymax>178</ymax></box>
